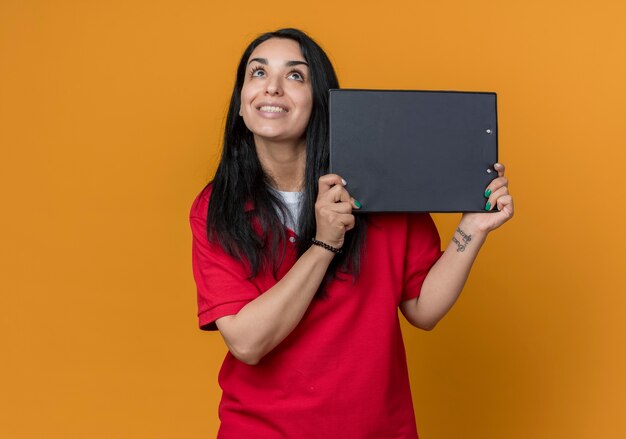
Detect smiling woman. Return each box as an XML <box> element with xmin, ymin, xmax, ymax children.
<box><xmin>239</xmin><ymin>38</ymin><xmax>313</xmax><ymax>181</ymax></box>
<box><xmin>189</xmin><ymin>28</ymin><xmax>513</xmax><ymax>439</ymax></box>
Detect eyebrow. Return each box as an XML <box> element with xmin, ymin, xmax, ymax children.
<box><xmin>248</xmin><ymin>57</ymin><xmax>309</xmax><ymax>67</ymax></box>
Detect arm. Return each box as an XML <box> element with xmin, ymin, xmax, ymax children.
<box><xmin>399</xmin><ymin>219</ymin><xmax>487</xmax><ymax>330</ymax></box>
<box><xmin>400</xmin><ymin>163</ymin><xmax>514</xmax><ymax>330</ymax></box>
<box><xmin>216</xmin><ymin>174</ymin><xmax>357</xmax><ymax>365</ymax></box>
<box><xmin>216</xmin><ymin>245</ymin><xmax>333</xmax><ymax>365</ymax></box>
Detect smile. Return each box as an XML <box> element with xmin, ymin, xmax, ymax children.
<box><xmin>258</xmin><ymin>105</ymin><xmax>288</xmax><ymax>113</ymax></box>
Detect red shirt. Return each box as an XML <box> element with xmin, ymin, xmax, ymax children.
<box><xmin>190</xmin><ymin>185</ymin><xmax>442</xmax><ymax>439</ymax></box>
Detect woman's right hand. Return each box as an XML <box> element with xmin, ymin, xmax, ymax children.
<box><xmin>314</xmin><ymin>174</ymin><xmax>360</xmax><ymax>249</ymax></box>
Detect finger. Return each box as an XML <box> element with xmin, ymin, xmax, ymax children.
<box><xmin>484</xmin><ymin>176</ymin><xmax>509</xmax><ymax>198</ymax></box>
<box><xmin>486</xmin><ymin>185</ymin><xmax>509</xmax><ymax>211</ymax></box>
<box><xmin>495</xmin><ymin>195</ymin><xmax>514</xmax><ymax>217</ymax></box>
<box><xmin>494</xmin><ymin>162</ymin><xmax>505</xmax><ymax>178</ymax></box>
<box><xmin>318</xmin><ymin>174</ymin><xmax>346</xmax><ymax>197</ymax></box>
<box><xmin>322</xmin><ymin>201</ymin><xmax>354</xmax><ymax>215</ymax></box>
<box><xmin>319</xmin><ymin>184</ymin><xmax>351</xmax><ymax>204</ymax></box>
<box><xmin>337</xmin><ymin>213</ymin><xmax>356</xmax><ymax>231</ymax></box>
<box><xmin>318</xmin><ymin>212</ymin><xmax>355</xmax><ymax>240</ymax></box>
<box><xmin>350</xmin><ymin>197</ymin><xmax>362</xmax><ymax>210</ymax></box>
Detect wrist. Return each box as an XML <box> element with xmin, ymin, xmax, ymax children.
<box><xmin>450</xmin><ymin>220</ymin><xmax>487</xmax><ymax>253</ymax></box>
<box><xmin>308</xmin><ymin>240</ymin><xmax>338</xmax><ymax>261</ymax></box>
<box><xmin>311</xmin><ymin>237</ymin><xmax>342</xmax><ymax>255</ymax></box>
<box><xmin>458</xmin><ymin>216</ymin><xmax>490</xmax><ymax>239</ymax></box>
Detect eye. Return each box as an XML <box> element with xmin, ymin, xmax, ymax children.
<box><xmin>249</xmin><ymin>65</ymin><xmax>265</xmax><ymax>77</ymax></box>
<box><xmin>288</xmin><ymin>70</ymin><xmax>305</xmax><ymax>82</ymax></box>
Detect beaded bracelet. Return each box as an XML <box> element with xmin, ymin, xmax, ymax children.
<box><xmin>311</xmin><ymin>238</ymin><xmax>342</xmax><ymax>254</ymax></box>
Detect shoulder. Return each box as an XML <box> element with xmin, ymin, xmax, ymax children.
<box><xmin>189</xmin><ymin>183</ymin><xmax>214</xmax><ymax>220</ymax></box>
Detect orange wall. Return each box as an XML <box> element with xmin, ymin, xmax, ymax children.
<box><xmin>1</xmin><ymin>0</ymin><xmax>624</xmax><ymax>437</ymax></box>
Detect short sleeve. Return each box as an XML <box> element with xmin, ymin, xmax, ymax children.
<box><xmin>401</xmin><ymin>213</ymin><xmax>444</xmax><ymax>302</ymax></box>
<box><xmin>190</xmin><ymin>195</ymin><xmax>260</xmax><ymax>331</ymax></box>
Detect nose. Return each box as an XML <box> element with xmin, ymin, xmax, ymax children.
<box><xmin>265</xmin><ymin>76</ymin><xmax>283</xmax><ymax>96</ymax></box>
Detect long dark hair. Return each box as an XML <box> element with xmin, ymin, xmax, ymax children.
<box><xmin>206</xmin><ymin>28</ymin><xmax>366</xmax><ymax>297</ymax></box>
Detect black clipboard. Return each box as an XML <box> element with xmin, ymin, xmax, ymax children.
<box><xmin>329</xmin><ymin>89</ymin><xmax>498</xmax><ymax>212</ymax></box>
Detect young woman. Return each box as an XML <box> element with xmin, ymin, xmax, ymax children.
<box><xmin>190</xmin><ymin>28</ymin><xmax>513</xmax><ymax>439</ymax></box>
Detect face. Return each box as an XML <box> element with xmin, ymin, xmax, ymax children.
<box><xmin>239</xmin><ymin>38</ymin><xmax>313</xmax><ymax>144</ymax></box>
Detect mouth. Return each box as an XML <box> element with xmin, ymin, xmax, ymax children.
<box><xmin>257</xmin><ymin>105</ymin><xmax>289</xmax><ymax>113</ymax></box>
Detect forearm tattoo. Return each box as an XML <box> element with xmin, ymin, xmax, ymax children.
<box><xmin>451</xmin><ymin>227</ymin><xmax>472</xmax><ymax>252</ymax></box>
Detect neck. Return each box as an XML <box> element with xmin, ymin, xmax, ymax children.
<box><xmin>254</xmin><ymin>136</ymin><xmax>306</xmax><ymax>192</ymax></box>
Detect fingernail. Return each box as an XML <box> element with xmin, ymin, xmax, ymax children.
<box><xmin>341</xmin><ymin>178</ymin><xmax>347</xmax><ymax>186</ymax></box>
<box><xmin>354</xmin><ymin>199</ymin><xmax>362</xmax><ymax>209</ymax></box>
<box><xmin>484</xmin><ymin>188</ymin><xmax>491</xmax><ymax>197</ymax></box>
<box><xmin>485</xmin><ymin>201</ymin><xmax>491</xmax><ymax>211</ymax></box>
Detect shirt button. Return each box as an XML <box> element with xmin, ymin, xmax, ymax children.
<box><xmin>288</xmin><ymin>236</ymin><xmax>296</xmax><ymax>243</ymax></box>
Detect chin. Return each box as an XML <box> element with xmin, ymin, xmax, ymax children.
<box><xmin>257</xmin><ymin>134</ymin><xmax>299</xmax><ymax>144</ymax></box>
<box><xmin>253</xmin><ymin>128</ymin><xmax>304</xmax><ymax>143</ymax></box>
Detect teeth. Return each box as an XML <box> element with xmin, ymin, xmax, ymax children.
<box><xmin>259</xmin><ymin>106</ymin><xmax>287</xmax><ymax>113</ymax></box>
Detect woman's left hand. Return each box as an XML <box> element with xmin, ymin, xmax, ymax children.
<box><xmin>461</xmin><ymin>162</ymin><xmax>514</xmax><ymax>234</ymax></box>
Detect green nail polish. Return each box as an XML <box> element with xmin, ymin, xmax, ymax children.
<box><xmin>354</xmin><ymin>200</ymin><xmax>362</xmax><ymax>209</ymax></box>
<box><xmin>484</xmin><ymin>188</ymin><xmax>491</xmax><ymax>197</ymax></box>
<box><xmin>485</xmin><ymin>201</ymin><xmax>491</xmax><ymax>211</ymax></box>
